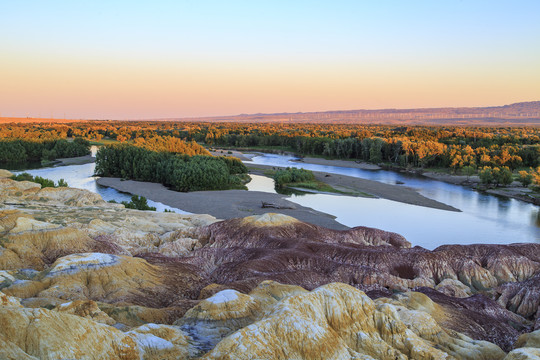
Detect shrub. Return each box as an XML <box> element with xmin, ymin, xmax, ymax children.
<box><xmin>461</xmin><ymin>165</ymin><xmax>476</xmax><ymax>179</ymax></box>
<box><xmin>519</xmin><ymin>170</ymin><xmax>533</xmax><ymax>187</ymax></box>
<box><xmin>10</xmin><ymin>173</ymin><xmax>67</xmax><ymax>188</ymax></box>
<box><xmin>121</xmin><ymin>195</ymin><xmax>156</xmax><ymax>211</ymax></box>
<box><xmin>496</xmin><ymin>166</ymin><xmax>513</xmax><ymax>186</ymax></box>
<box><xmin>273</xmin><ymin>167</ymin><xmax>315</xmax><ymax>188</ymax></box>
<box><xmin>479</xmin><ymin>167</ymin><xmax>494</xmax><ymax>185</ymax></box>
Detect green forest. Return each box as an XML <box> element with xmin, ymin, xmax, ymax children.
<box><xmin>94</xmin><ymin>144</ymin><xmax>248</xmax><ymax>192</ymax></box>
<box><xmin>0</xmin><ymin>138</ymin><xmax>90</xmax><ymax>163</ymax></box>
<box><xmin>3</xmin><ymin>120</ymin><xmax>540</xmax><ymax>185</ymax></box>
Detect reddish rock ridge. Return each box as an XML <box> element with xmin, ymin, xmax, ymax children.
<box><xmin>2</xmin><ymin>174</ymin><xmax>540</xmax><ymax>357</ymax></box>
<box><xmin>497</xmin><ymin>272</ymin><xmax>540</xmax><ymax>330</ymax></box>
<box><xmin>196</xmin><ymin>213</ymin><xmax>411</xmax><ymax>248</ymax></box>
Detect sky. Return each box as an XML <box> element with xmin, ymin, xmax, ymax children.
<box><xmin>1</xmin><ymin>0</ymin><xmax>539</xmax><ymax>119</ymax></box>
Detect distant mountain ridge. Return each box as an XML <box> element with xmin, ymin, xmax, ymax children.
<box><xmin>2</xmin><ymin>101</ymin><xmax>540</xmax><ymax>125</ymax></box>
<box><xmin>154</xmin><ymin>101</ymin><xmax>540</xmax><ymax>125</ymax></box>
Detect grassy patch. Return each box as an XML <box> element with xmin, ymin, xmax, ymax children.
<box><xmin>263</xmin><ymin>169</ymin><xmax>277</xmax><ymax>177</ymax></box>
<box><xmin>290</xmin><ymin>181</ymin><xmax>340</xmax><ymax>193</ymax></box>
<box><xmin>286</xmin><ymin>180</ymin><xmax>374</xmax><ymax>197</ymax></box>
<box><xmin>88</xmin><ymin>138</ymin><xmax>122</xmax><ymax>146</ymax></box>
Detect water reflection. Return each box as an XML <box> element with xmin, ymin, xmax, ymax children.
<box><xmin>9</xmin><ymin>151</ymin><xmax>540</xmax><ymax>248</ymax></box>
<box><xmin>531</xmin><ymin>210</ymin><xmax>540</xmax><ymax>227</ymax></box>
<box><xmin>13</xmin><ymin>161</ymin><xmax>189</xmax><ymax>214</ymax></box>
<box><xmin>246</xmin><ymin>154</ymin><xmax>540</xmax><ymax>248</ymax></box>
<box><xmin>246</xmin><ymin>175</ymin><xmax>277</xmax><ymax>193</ymax></box>
<box><xmin>3</xmin><ymin>161</ymin><xmax>45</xmax><ymax>171</ymax></box>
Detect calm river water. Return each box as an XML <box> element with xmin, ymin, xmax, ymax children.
<box><xmin>12</xmin><ymin>149</ymin><xmax>540</xmax><ymax>249</ymax></box>
<box><xmin>246</xmin><ymin>154</ymin><xmax>540</xmax><ymax>249</ymax></box>
<box><xmin>13</xmin><ymin>147</ymin><xmax>188</xmax><ymax>214</ymax></box>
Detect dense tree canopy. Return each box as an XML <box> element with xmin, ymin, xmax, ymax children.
<box><xmin>0</xmin><ymin>138</ymin><xmax>89</xmax><ymax>163</ymax></box>
<box><xmin>2</xmin><ymin>120</ymin><xmax>539</xmax><ymax>173</ymax></box>
<box><xmin>94</xmin><ymin>144</ymin><xmax>247</xmax><ymax>192</ymax></box>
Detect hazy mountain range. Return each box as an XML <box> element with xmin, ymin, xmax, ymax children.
<box><xmin>2</xmin><ymin>101</ymin><xmax>540</xmax><ymax>125</ymax></box>
<box><xmin>149</xmin><ymin>101</ymin><xmax>540</xmax><ymax>125</ymax></box>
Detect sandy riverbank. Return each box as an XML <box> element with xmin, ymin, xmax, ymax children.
<box><xmin>56</xmin><ymin>154</ymin><xmax>95</xmax><ymax>166</ymax></box>
<box><xmin>423</xmin><ymin>171</ymin><xmax>540</xmax><ymax>205</ymax></box>
<box><xmin>60</xmin><ymin>148</ymin><xmax>457</xmax><ymax>211</ymax></box>
<box><xmin>314</xmin><ymin>172</ymin><xmax>459</xmax><ymax>211</ymax></box>
<box><xmin>247</xmin><ymin>164</ymin><xmax>459</xmax><ymax>212</ymax></box>
<box><xmin>292</xmin><ymin>157</ymin><xmax>381</xmax><ymax>170</ymax></box>
<box><xmin>96</xmin><ymin>177</ymin><xmax>348</xmax><ymax>230</ymax></box>
<box><xmin>486</xmin><ymin>187</ymin><xmax>540</xmax><ymax>205</ymax></box>
<box><xmin>208</xmin><ymin>149</ymin><xmax>254</xmax><ymax>161</ymax></box>
<box><xmin>422</xmin><ymin>171</ymin><xmax>481</xmax><ymax>185</ymax></box>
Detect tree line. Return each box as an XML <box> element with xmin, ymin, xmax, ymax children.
<box><xmin>94</xmin><ymin>144</ymin><xmax>248</xmax><ymax>192</ymax></box>
<box><xmin>3</xmin><ymin>121</ymin><xmax>540</xmax><ymax>173</ymax></box>
<box><xmin>0</xmin><ymin>138</ymin><xmax>90</xmax><ymax>163</ymax></box>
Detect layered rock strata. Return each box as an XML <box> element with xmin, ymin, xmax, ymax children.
<box><xmin>1</xmin><ymin>169</ymin><xmax>539</xmax><ymax>359</ymax></box>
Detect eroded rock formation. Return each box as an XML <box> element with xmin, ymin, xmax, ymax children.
<box><xmin>1</xmin><ymin>171</ymin><xmax>539</xmax><ymax>359</ymax></box>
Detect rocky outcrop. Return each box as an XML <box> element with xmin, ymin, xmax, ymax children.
<box><xmin>199</xmin><ymin>282</ymin><xmax>505</xmax><ymax>360</ymax></box>
<box><xmin>0</xmin><ymin>306</ymin><xmax>141</xmax><ymax>359</ymax></box>
<box><xmin>2</xmin><ymin>173</ymin><xmax>540</xmax><ymax>358</ymax></box>
<box><xmin>0</xmin><ymin>169</ymin><xmax>13</xmax><ymax>178</ymax></box>
<box><xmin>497</xmin><ymin>272</ymin><xmax>540</xmax><ymax>329</ymax></box>
<box><xmin>1</xmin><ymin>280</ymin><xmax>509</xmax><ymax>360</ymax></box>
<box><xmin>174</xmin><ymin>225</ymin><xmax>540</xmax><ymax>305</ymax></box>
<box><xmin>55</xmin><ymin>299</ymin><xmax>116</xmax><ymax>325</ymax></box>
<box><xmin>0</xmin><ymin>291</ymin><xmax>21</xmax><ymax>307</ymax></box>
<box><xmin>2</xmin><ymin>252</ymin><xmax>204</xmax><ymax>309</ymax></box>
<box><xmin>390</xmin><ymin>288</ymin><xmax>531</xmax><ymax>352</ymax></box>
<box><xmin>0</xmin><ymin>210</ymin><xmax>122</xmax><ymax>270</ymax></box>
<box><xmin>0</xmin><ymin>304</ymin><xmax>196</xmax><ymax>360</ymax></box>
<box><xmin>198</xmin><ymin>213</ymin><xmax>411</xmax><ymax>248</ymax></box>
<box><xmin>504</xmin><ymin>329</ymin><xmax>540</xmax><ymax>359</ymax></box>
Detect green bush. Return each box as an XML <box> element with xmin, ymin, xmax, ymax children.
<box><xmin>519</xmin><ymin>170</ymin><xmax>534</xmax><ymax>187</ymax></box>
<box><xmin>479</xmin><ymin>167</ymin><xmax>494</xmax><ymax>185</ymax></box>
<box><xmin>121</xmin><ymin>195</ymin><xmax>156</xmax><ymax>211</ymax></box>
<box><xmin>479</xmin><ymin>166</ymin><xmax>513</xmax><ymax>186</ymax></box>
<box><xmin>10</xmin><ymin>173</ymin><xmax>68</xmax><ymax>188</ymax></box>
<box><xmin>10</xmin><ymin>172</ymin><xmax>34</xmax><ymax>182</ymax></box>
<box><xmin>273</xmin><ymin>167</ymin><xmax>315</xmax><ymax>188</ymax></box>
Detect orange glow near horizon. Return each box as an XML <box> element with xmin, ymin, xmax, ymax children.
<box><xmin>1</xmin><ymin>2</ymin><xmax>539</xmax><ymax>119</ymax></box>
<box><xmin>2</xmin><ymin>53</ymin><xmax>539</xmax><ymax>120</ymax></box>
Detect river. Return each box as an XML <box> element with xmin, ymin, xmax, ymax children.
<box><xmin>245</xmin><ymin>154</ymin><xmax>540</xmax><ymax>248</ymax></box>
<box><xmin>12</xmin><ymin>149</ymin><xmax>540</xmax><ymax>249</ymax></box>
<box><xmin>13</xmin><ymin>147</ymin><xmax>189</xmax><ymax>214</ymax></box>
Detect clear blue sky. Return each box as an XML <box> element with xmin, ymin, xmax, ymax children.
<box><xmin>1</xmin><ymin>1</ymin><xmax>539</xmax><ymax>118</ymax></box>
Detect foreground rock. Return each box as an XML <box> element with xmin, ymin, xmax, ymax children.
<box><xmin>1</xmin><ymin>170</ymin><xmax>540</xmax><ymax>358</ymax></box>
<box><xmin>194</xmin><ymin>282</ymin><xmax>505</xmax><ymax>359</ymax></box>
<box><xmin>0</xmin><ymin>282</ymin><xmax>511</xmax><ymax>359</ymax></box>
